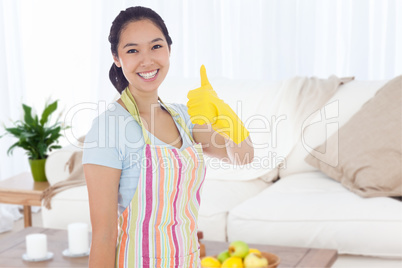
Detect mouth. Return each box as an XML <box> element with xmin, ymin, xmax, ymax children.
<box><xmin>137</xmin><ymin>69</ymin><xmax>159</xmax><ymax>81</ymax></box>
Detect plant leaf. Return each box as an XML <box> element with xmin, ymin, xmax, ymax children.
<box><xmin>3</xmin><ymin>99</ymin><xmax>68</xmax><ymax>160</ymax></box>
<box><xmin>46</xmin><ymin>126</ymin><xmax>61</xmax><ymax>144</ymax></box>
<box><xmin>22</xmin><ymin>104</ymin><xmax>34</xmax><ymax>125</ymax></box>
<box><xmin>4</xmin><ymin>127</ymin><xmax>23</xmax><ymax>137</ymax></box>
<box><xmin>49</xmin><ymin>145</ymin><xmax>62</xmax><ymax>151</ymax></box>
<box><xmin>37</xmin><ymin>142</ymin><xmax>47</xmax><ymax>159</ymax></box>
<box><xmin>6</xmin><ymin>141</ymin><xmax>21</xmax><ymax>156</ymax></box>
<box><xmin>40</xmin><ymin>100</ymin><xmax>58</xmax><ymax>126</ymax></box>
<box><xmin>34</xmin><ymin>115</ymin><xmax>39</xmax><ymax>127</ymax></box>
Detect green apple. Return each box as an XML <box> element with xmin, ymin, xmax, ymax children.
<box><xmin>228</xmin><ymin>240</ymin><xmax>249</xmax><ymax>258</ymax></box>
<box><xmin>217</xmin><ymin>250</ymin><xmax>231</xmax><ymax>263</ymax></box>
<box><xmin>244</xmin><ymin>253</ymin><xmax>269</xmax><ymax>268</ymax></box>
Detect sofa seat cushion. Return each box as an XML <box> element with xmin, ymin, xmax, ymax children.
<box><xmin>227</xmin><ymin>172</ymin><xmax>402</xmax><ymax>257</ymax></box>
<box><xmin>41</xmin><ymin>186</ymin><xmax>91</xmax><ymax>230</ymax></box>
<box><xmin>198</xmin><ymin>178</ymin><xmax>270</xmax><ymax>241</ymax></box>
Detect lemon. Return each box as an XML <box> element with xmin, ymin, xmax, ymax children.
<box><xmin>221</xmin><ymin>257</ymin><xmax>244</xmax><ymax>268</ymax></box>
<box><xmin>201</xmin><ymin>256</ymin><xmax>221</xmax><ymax>267</ymax></box>
<box><xmin>248</xmin><ymin>248</ymin><xmax>261</xmax><ymax>255</ymax></box>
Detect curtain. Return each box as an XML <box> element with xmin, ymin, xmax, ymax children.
<box><xmin>120</xmin><ymin>0</ymin><xmax>401</xmax><ymax>81</ymax></box>
<box><xmin>0</xmin><ymin>0</ymin><xmax>28</xmax><ymax>180</ymax></box>
<box><xmin>0</xmin><ymin>0</ymin><xmax>25</xmax><ymax>233</ymax></box>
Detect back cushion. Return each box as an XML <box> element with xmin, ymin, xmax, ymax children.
<box><xmin>280</xmin><ymin>79</ymin><xmax>389</xmax><ymax>178</ymax></box>
<box><xmin>305</xmin><ymin>76</ymin><xmax>402</xmax><ymax>197</ymax></box>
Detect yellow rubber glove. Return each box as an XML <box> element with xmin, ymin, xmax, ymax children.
<box><xmin>187</xmin><ymin>65</ymin><xmax>250</xmax><ymax>144</ymax></box>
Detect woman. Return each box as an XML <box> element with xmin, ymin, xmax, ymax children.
<box><xmin>83</xmin><ymin>6</ymin><xmax>253</xmax><ymax>268</ymax></box>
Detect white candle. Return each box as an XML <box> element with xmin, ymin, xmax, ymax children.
<box><xmin>68</xmin><ymin>223</ymin><xmax>89</xmax><ymax>255</ymax></box>
<box><xmin>26</xmin><ymin>234</ymin><xmax>47</xmax><ymax>259</ymax></box>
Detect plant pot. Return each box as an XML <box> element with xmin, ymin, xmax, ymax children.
<box><xmin>29</xmin><ymin>158</ymin><xmax>48</xmax><ymax>182</ymax></box>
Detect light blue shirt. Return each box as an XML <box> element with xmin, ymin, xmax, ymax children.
<box><xmin>82</xmin><ymin>101</ymin><xmax>195</xmax><ymax>215</ymax></box>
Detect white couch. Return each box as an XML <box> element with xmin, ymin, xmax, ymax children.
<box><xmin>42</xmin><ymin>77</ymin><xmax>402</xmax><ymax>267</ymax></box>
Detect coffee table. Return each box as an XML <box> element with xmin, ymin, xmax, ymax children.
<box><xmin>0</xmin><ymin>227</ymin><xmax>88</xmax><ymax>267</ymax></box>
<box><xmin>0</xmin><ymin>227</ymin><xmax>337</xmax><ymax>267</ymax></box>
<box><xmin>0</xmin><ymin>172</ymin><xmax>49</xmax><ymax>227</ymax></box>
<box><xmin>203</xmin><ymin>240</ymin><xmax>337</xmax><ymax>267</ymax></box>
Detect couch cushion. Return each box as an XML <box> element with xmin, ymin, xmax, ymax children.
<box><xmin>305</xmin><ymin>76</ymin><xmax>402</xmax><ymax>197</ymax></box>
<box><xmin>198</xmin><ymin>178</ymin><xmax>270</xmax><ymax>241</ymax></box>
<box><xmin>201</xmin><ymin>79</ymin><xmax>284</xmax><ymax>182</ymax></box>
<box><xmin>41</xmin><ymin>186</ymin><xmax>91</xmax><ymax>230</ymax></box>
<box><xmin>202</xmin><ymin>155</ymin><xmax>273</xmax><ymax>182</ymax></box>
<box><xmin>256</xmin><ymin>76</ymin><xmax>356</xmax><ymax>183</ymax></box>
<box><xmin>227</xmin><ymin>172</ymin><xmax>402</xmax><ymax>257</ymax></box>
<box><xmin>45</xmin><ymin>146</ymin><xmax>80</xmax><ymax>185</ymax></box>
<box><xmin>162</xmin><ymin>77</ymin><xmax>284</xmax><ymax>181</ymax></box>
<box><xmin>198</xmin><ymin>213</ymin><xmax>227</xmax><ymax>242</ymax></box>
<box><xmin>279</xmin><ymin>79</ymin><xmax>389</xmax><ymax>178</ymax></box>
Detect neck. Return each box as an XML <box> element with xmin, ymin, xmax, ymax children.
<box><xmin>127</xmin><ymin>87</ymin><xmax>163</xmax><ymax>116</ymax></box>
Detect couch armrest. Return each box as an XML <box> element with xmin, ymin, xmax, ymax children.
<box><xmin>45</xmin><ymin>146</ymin><xmax>82</xmax><ymax>185</ymax></box>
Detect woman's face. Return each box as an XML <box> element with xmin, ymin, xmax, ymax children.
<box><xmin>113</xmin><ymin>19</ymin><xmax>170</xmax><ymax>94</ymax></box>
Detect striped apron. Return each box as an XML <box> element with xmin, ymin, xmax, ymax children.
<box><xmin>115</xmin><ymin>88</ymin><xmax>206</xmax><ymax>267</ymax></box>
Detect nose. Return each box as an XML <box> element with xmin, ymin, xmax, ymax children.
<box><xmin>140</xmin><ymin>51</ymin><xmax>154</xmax><ymax>67</ymax></box>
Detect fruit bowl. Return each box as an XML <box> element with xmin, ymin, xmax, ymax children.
<box><xmin>212</xmin><ymin>251</ymin><xmax>280</xmax><ymax>268</ymax></box>
<box><xmin>260</xmin><ymin>252</ymin><xmax>280</xmax><ymax>268</ymax></box>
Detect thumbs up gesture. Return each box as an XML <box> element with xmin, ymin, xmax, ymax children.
<box><xmin>187</xmin><ymin>65</ymin><xmax>249</xmax><ymax>144</ymax></box>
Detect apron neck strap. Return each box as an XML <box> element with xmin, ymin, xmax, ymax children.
<box><xmin>121</xmin><ymin>87</ymin><xmax>195</xmax><ymax>145</ymax></box>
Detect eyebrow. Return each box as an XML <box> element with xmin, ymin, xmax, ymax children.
<box><xmin>123</xmin><ymin>38</ymin><xmax>164</xmax><ymax>49</ymax></box>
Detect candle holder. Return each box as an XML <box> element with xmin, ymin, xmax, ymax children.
<box><xmin>22</xmin><ymin>252</ymin><xmax>54</xmax><ymax>262</ymax></box>
<box><xmin>62</xmin><ymin>249</ymin><xmax>90</xmax><ymax>258</ymax></box>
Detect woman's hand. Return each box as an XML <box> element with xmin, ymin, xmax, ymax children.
<box><xmin>188</xmin><ymin>65</ymin><xmax>254</xmax><ymax>165</ymax></box>
<box><xmin>186</xmin><ymin>65</ymin><xmax>250</xmax><ymax>145</ymax></box>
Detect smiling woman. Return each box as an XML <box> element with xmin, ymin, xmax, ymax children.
<box><xmin>82</xmin><ymin>5</ymin><xmax>253</xmax><ymax>268</ymax></box>
<box><xmin>108</xmin><ymin>7</ymin><xmax>173</xmax><ymax>94</ymax></box>
<box><xmin>111</xmin><ymin>20</ymin><xmax>171</xmax><ymax>95</ymax></box>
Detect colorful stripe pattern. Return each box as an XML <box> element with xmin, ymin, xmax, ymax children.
<box><xmin>115</xmin><ymin>143</ymin><xmax>206</xmax><ymax>268</ymax></box>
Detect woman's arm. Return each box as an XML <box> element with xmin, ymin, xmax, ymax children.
<box><xmin>193</xmin><ymin>123</ymin><xmax>254</xmax><ymax>165</ymax></box>
<box><xmin>84</xmin><ymin>164</ymin><xmax>121</xmax><ymax>268</ymax></box>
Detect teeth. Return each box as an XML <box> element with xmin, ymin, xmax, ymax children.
<box><xmin>139</xmin><ymin>70</ymin><xmax>158</xmax><ymax>79</ymax></box>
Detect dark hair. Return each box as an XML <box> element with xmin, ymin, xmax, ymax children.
<box><xmin>108</xmin><ymin>6</ymin><xmax>173</xmax><ymax>93</ymax></box>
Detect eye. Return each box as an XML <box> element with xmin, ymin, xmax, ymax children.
<box><xmin>127</xmin><ymin>49</ymin><xmax>138</xmax><ymax>54</ymax></box>
<box><xmin>152</xmin><ymin>44</ymin><xmax>162</xmax><ymax>50</ymax></box>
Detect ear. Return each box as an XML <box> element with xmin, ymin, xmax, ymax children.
<box><xmin>113</xmin><ymin>54</ymin><xmax>121</xmax><ymax>68</ymax></box>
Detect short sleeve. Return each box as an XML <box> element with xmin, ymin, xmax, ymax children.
<box><xmin>82</xmin><ymin>114</ymin><xmax>123</xmax><ymax>169</ymax></box>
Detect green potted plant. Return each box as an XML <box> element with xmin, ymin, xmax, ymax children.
<box><xmin>1</xmin><ymin>100</ymin><xmax>68</xmax><ymax>182</ymax></box>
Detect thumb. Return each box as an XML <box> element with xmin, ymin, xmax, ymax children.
<box><xmin>200</xmin><ymin>65</ymin><xmax>211</xmax><ymax>87</ymax></box>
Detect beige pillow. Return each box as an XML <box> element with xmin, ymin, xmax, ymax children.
<box><xmin>305</xmin><ymin>76</ymin><xmax>402</xmax><ymax>198</ymax></box>
<box><xmin>258</xmin><ymin>76</ymin><xmax>354</xmax><ymax>182</ymax></box>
